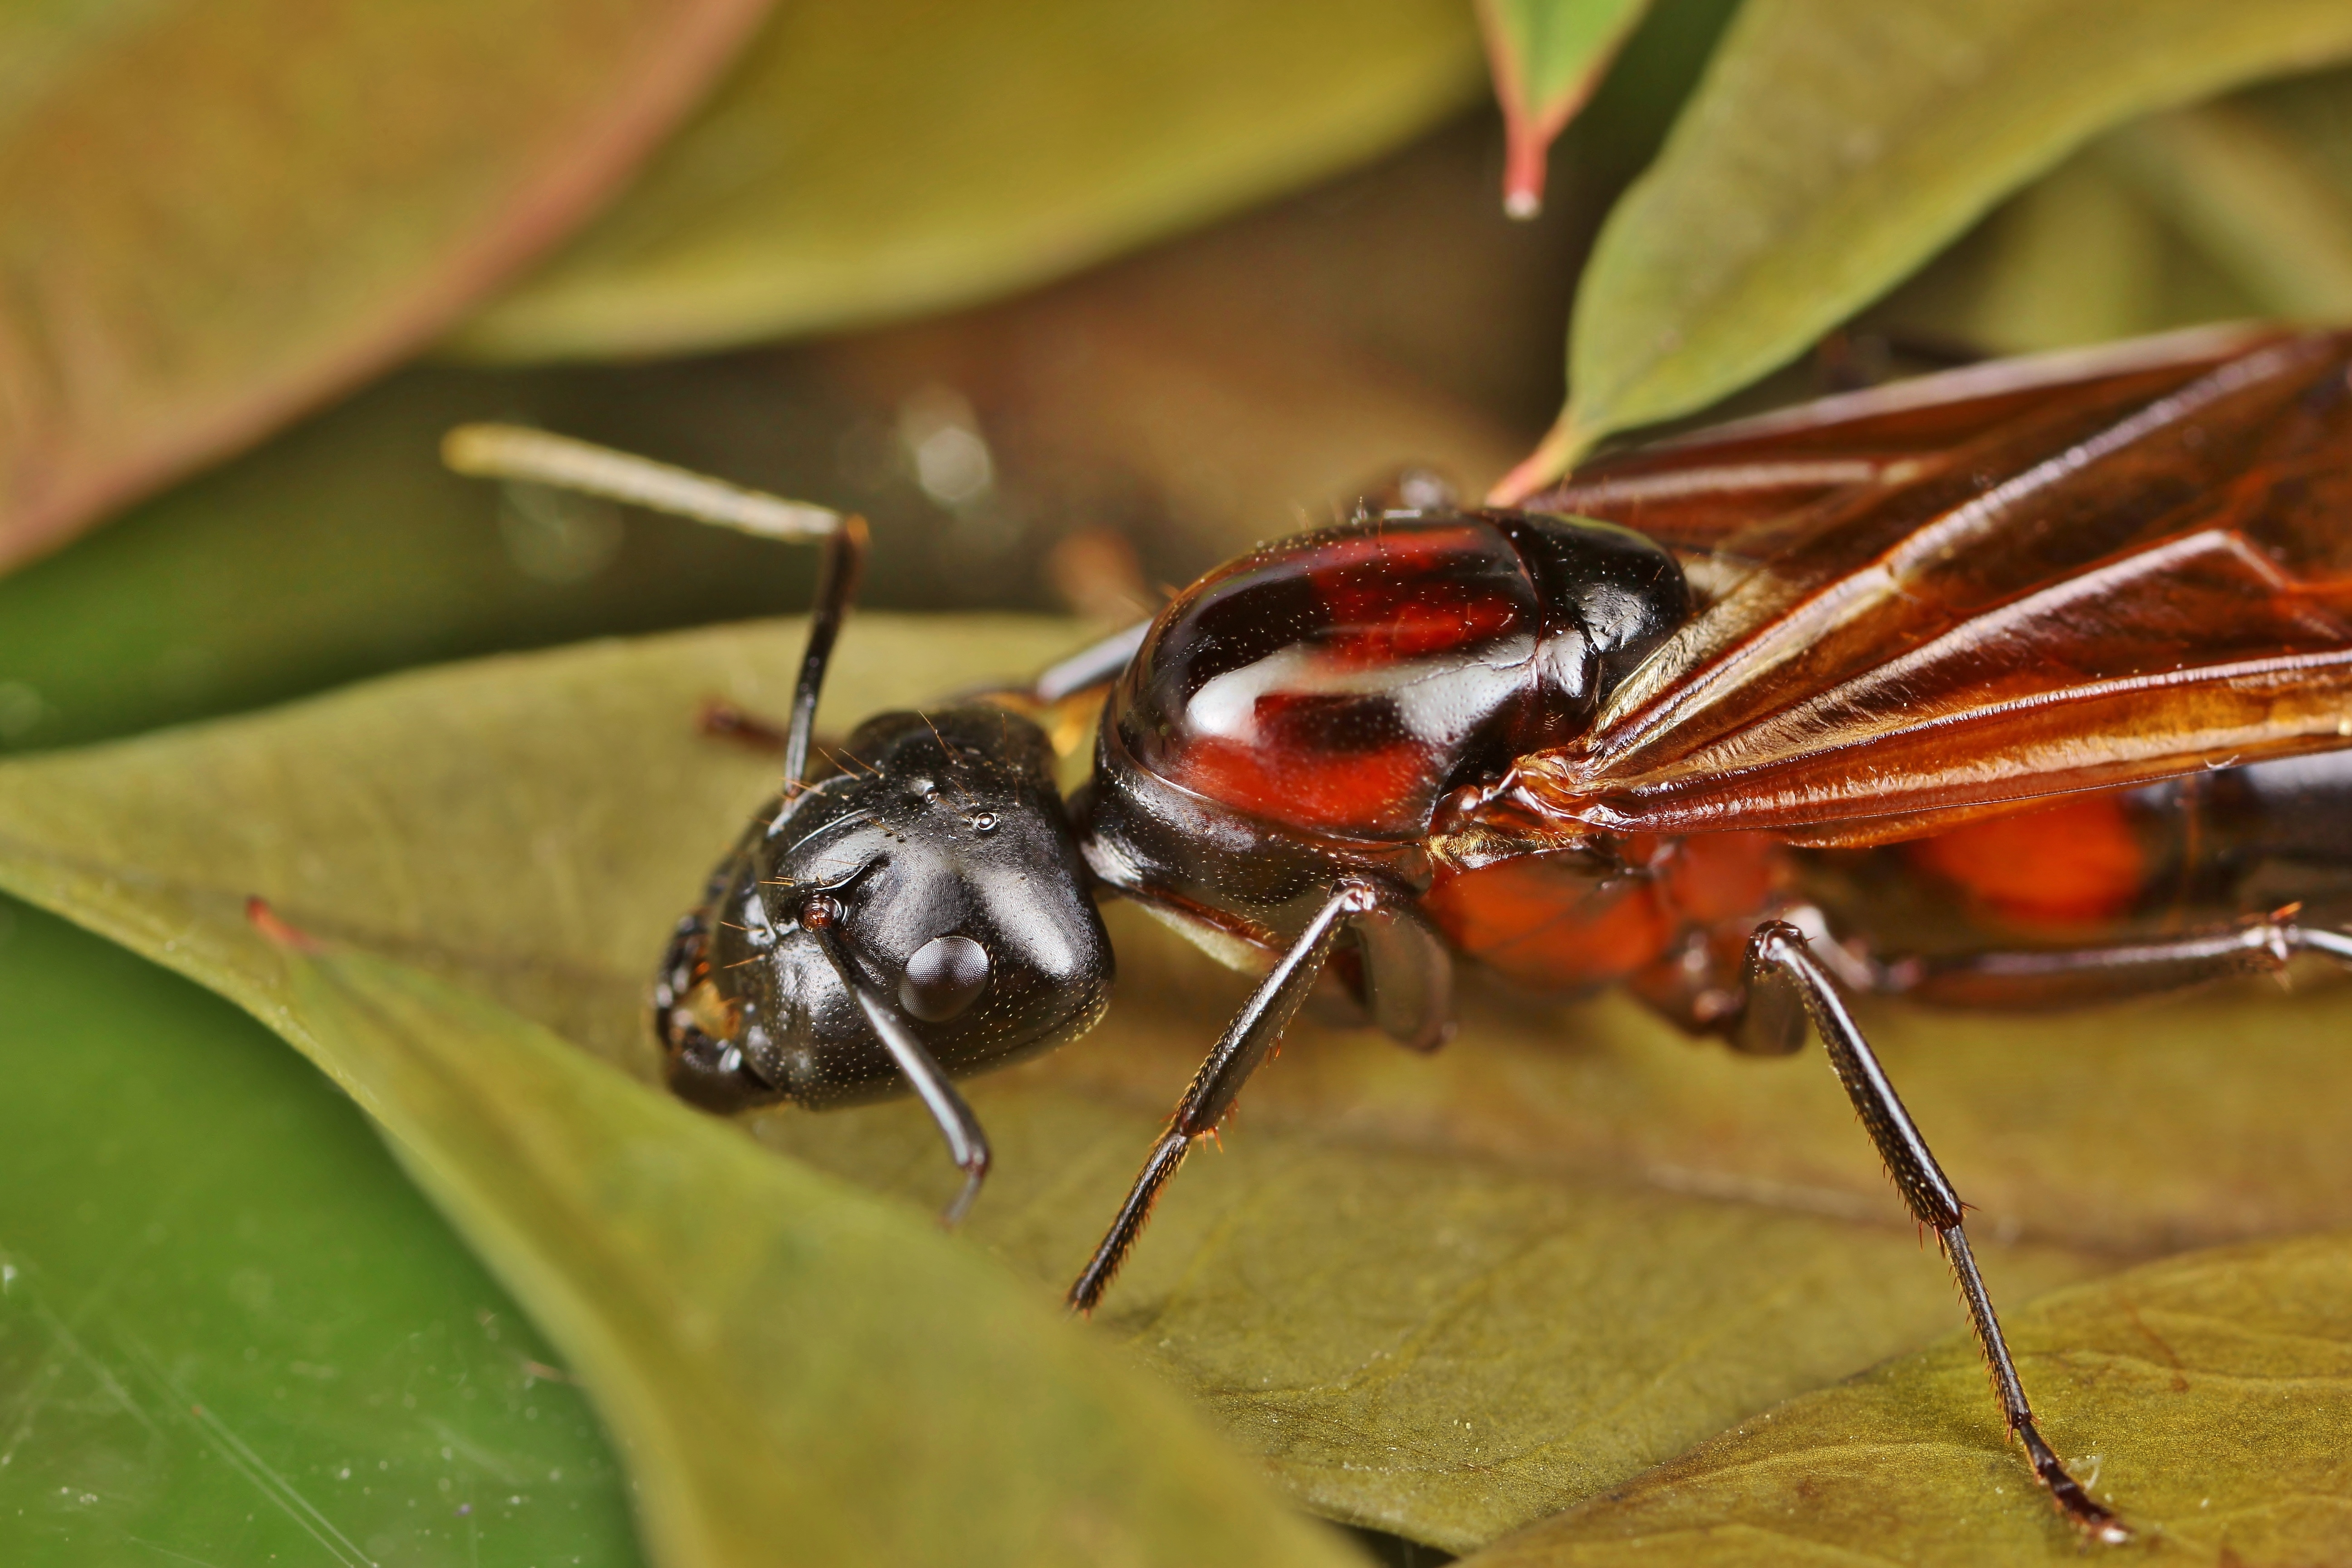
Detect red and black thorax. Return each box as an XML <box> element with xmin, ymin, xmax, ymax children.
<box><xmin>1073</xmin><ymin>509</ymin><xmax>1705</xmax><ymax>971</ymax></box>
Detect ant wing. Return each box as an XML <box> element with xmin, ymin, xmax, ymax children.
<box><xmin>1511</xmin><ymin>328</ymin><xmax>2352</xmax><ymax>846</ymax></box>
<box><xmin>1532</xmin><ymin>322</ymin><xmax>2288</xmax><ymax>554</ymax></box>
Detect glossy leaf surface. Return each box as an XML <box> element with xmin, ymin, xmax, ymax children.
<box><xmin>0</xmin><ymin>0</ymin><xmax>768</xmax><ymax>569</ymax></box>
<box><xmin>1504</xmin><ymin>0</ymin><xmax>2352</xmax><ymax>497</ymax></box>
<box><xmin>1462</xmin><ymin>1234</ymin><xmax>2352</xmax><ymax>1565</ymax></box>
<box><xmin>0</xmin><ymin>899</ymin><xmax>640</xmax><ymax>1566</ymax></box>
<box><xmin>452</xmin><ymin>0</ymin><xmax>1485</xmax><ymax>361</ymax></box>
<box><xmin>0</xmin><ymin>617</ymin><xmax>2346</xmax><ymax>1555</ymax></box>
<box><xmin>1475</xmin><ymin>0</ymin><xmax>1653</xmax><ymax>217</ymax></box>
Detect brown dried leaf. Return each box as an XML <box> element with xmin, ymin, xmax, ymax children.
<box><xmin>0</xmin><ymin>0</ymin><xmax>768</xmax><ymax>566</ymax></box>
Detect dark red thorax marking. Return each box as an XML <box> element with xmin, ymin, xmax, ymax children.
<box><xmin>1115</xmin><ymin>516</ymin><xmax>1580</xmax><ymax>841</ymax></box>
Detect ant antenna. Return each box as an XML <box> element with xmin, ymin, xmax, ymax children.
<box><xmin>442</xmin><ymin>424</ymin><xmax>838</xmax><ymax>540</ymax></box>
<box><xmin>783</xmin><ymin>515</ymin><xmax>865</xmax><ymax>790</ymax></box>
<box><xmin>807</xmin><ymin>924</ymin><xmax>991</xmax><ymax>1224</ymax></box>
<box><xmin>442</xmin><ymin>423</ymin><xmax>867</xmax><ymax>789</ymax></box>
<box><xmin>448</xmin><ymin>426</ymin><xmax>983</xmax><ymax>1214</ymax></box>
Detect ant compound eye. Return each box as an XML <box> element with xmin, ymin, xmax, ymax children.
<box><xmin>899</xmin><ymin>934</ymin><xmax>990</xmax><ymax>1021</ymax></box>
<box><xmin>799</xmin><ymin>895</ymin><xmax>842</xmax><ymax>930</ymax></box>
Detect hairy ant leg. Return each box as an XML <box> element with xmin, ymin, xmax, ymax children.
<box><xmin>1068</xmin><ymin>877</ymin><xmax>1441</xmax><ymax>1312</ymax></box>
<box><xmin>1737</xmin><ymin>921</ymin><xmax>2132</xmax><ymax>1544</ymax></box>
<box><xmin>1353</xmin><ymin>900</ymin><xmax>1455</xmax><ymax>1053</ymax></box>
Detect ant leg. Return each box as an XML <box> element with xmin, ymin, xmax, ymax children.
<box><xmin>808</xmin><ymin>923</ymin><xmax>991</xmax><ymax>1225</ymax></box>
<box><xmin>1067</xmin><ymin>879</ymin><xmax>1387</xmax><ymax>1313</ymax></box>
<box><xmin>1030</xmin><ymin>621</ymin><xmax>1152</xmax><ymax>702</ymax></box>
<box><xmin>1740</xmin><ymin>920</ymin><xmax>2132</xmax><ymax>1545</ymax></box>
<box><xmin>691</xmin><ymin>512</ymin><xmax>864</xmax><ymax>780</ymax></box>
<box><xmin>1874</xmin><ymin>906</ymin><xmax>2352</xmax><ymax>1009</ymax></box>
<box><xmin>1353</xmin><ymin>899</ymin><xmax>1455</xmax><ymax>1053</ymax></box>
<box><xmin>694</xmin><ymin>699</ymin><xmax>791</xmax><ymax>754</ymax></box>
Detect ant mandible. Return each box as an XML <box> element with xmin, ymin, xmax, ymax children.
<box><xmin>446</xmin><ymin>323</ymin><xmax>2352</xmax><ymax>1543</ymax></box>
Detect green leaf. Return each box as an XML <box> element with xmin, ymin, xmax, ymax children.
<box><xmin>0</xmin><ymin>617</ymin><xmax>1362</xmax><ymax>1567</ymax></box>
<box><xmin>1860</xmin><ymin>152</ymin><xmax>2237</xmax><ymax>357</ymax></box>
<box><xmin>1475</xmin><ymin>0</ymin><xmax>1654</xmax><ymax>218</ymax></box>
<box><xmin>0</xmin><ymin>0</ymin><xmax>770</xmax><ymax>566</ymax></box>
<box><xmin>0</xmin><ymin>897</ymin><xmax>641</xmax><ymax>1567</ymax></box>
<box><xmin>293</xmin><ymin>952</ymin><xmax>1358</xmax><ymax>1568</ymax></box>
<box><xmin>0</xmin><ymin>614</ymin><xmax>2347</xmax><ymax>1558</ymax></box>
<box><xmin>1500</xmin><ymin>0</ymin><xmax>2352</xmax><ymax>498</ymax></box>
<box><xmin>882</xmin><ymin>928</ymin><xmax>2352</xmax><ymax>1550</ymax></box>
<box><xmin>449</xmin><ymin>0</ymin><xmax>1485</xmax><ymax>362</ymax></box>
<box><xmin>2101</xmin><ymin>77</ymin><xmax>2352</xmax><ymax>321</ymax></box>
<box><xmin>1457</xmin><ymin>1233</ymin><xmax>2352</xmax><ymax>1563</ymax></box>
<box><xmin>1858</xmin><ymin>70</ymin><xmax>2352</xmax><ymax>360</ymax></box>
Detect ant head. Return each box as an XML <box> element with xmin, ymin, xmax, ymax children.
<box><xmin>662</xmin><ymin>706</ymin><xmax>1112</xmax><ymax>1111</ymax></box>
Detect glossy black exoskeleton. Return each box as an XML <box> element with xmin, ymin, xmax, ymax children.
<box><xmin>657</xmin><ymin>706</ymin><xmax>1112</xmax><ymax>1118</ymax></box>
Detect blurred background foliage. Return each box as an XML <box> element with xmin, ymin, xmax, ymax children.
<box><xmin>7</xmin><ymin>0</ymin><xmax>2352</xmax><ymax>1564</ymax></box>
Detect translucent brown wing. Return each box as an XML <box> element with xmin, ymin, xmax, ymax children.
<box><xmin>1503</xmin><ymin>327</ymin><xmax>2352</xmax><ymax>847</ymax></box>
<box><xmin>1527</xmin><ymin>323</ymin><xmax>2288</xmax><ymax>553</ymax></box>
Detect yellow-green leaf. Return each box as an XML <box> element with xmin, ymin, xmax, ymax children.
<box><xmin>0</xmin><ymin>617</ymin><xmax>1359</xmax><ymax>1568</ymax></box>
<box><xmin>1502</xmin><ymin>0</ymin><xmax>2352</xmax><ymax>498</ymax></box>
<box><xmin>451</xmin><ymin>0</ymin><xmax>1485</xmax><ymax>362</ymax></box>
<box><xmin>0</xmin><ymin>0</ymin><xmax>771</xmax><ymax>567</ymax></box>
<box><xmin>5</xmin><ymin>611</ymin><xmax>2352</xmax><ymax>1561</ymax></box>
<box><xmin>1861</xmin><ymin>152</ymin><xmax>2234</xmax><ymax>356</ymax></box>
<box><xmin>295</xmin><ymin>951</ymin><xmax>1358</xmax><ymax>1568</ymax></box>
<box><xmin>764</xmin><ymin>1018</ymin><xmax>2101</xmax><ymax>1550</ymax></box>
<box><xmin>0</xmin><ymin>614</ymin><xmax>2346</xmax><ymax>1558</ymax></box>
<box><xmin>2102</xmin><ymin>78</ymin><xmax>2352</xmax><ymax>322</ymax></box>
<box><xmin>1460</xmin><ymin>1233</ymin><xmax>2352</xmax><ymax>1564</ymax></box>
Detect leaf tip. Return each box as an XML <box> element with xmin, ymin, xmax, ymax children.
<box><xmin>1502</xmin><ymin>121</ymin><xmax>1549</xmax><ymax>220</ymax></box>
<box><xmin>1479</xmin><ymin>0</ymin><xmax>1650</xmax><ymax>221</ymax></box>
<box><xmin>1478</xmin><ymin>0</ymin><xmax>1555</xmax><ymax>222</ymax></box>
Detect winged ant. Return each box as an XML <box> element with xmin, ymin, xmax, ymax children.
<box><xmin>444</xmin><ymin>322</ymin><xmax>2352</xmax><ymax>1542</ymax></box>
